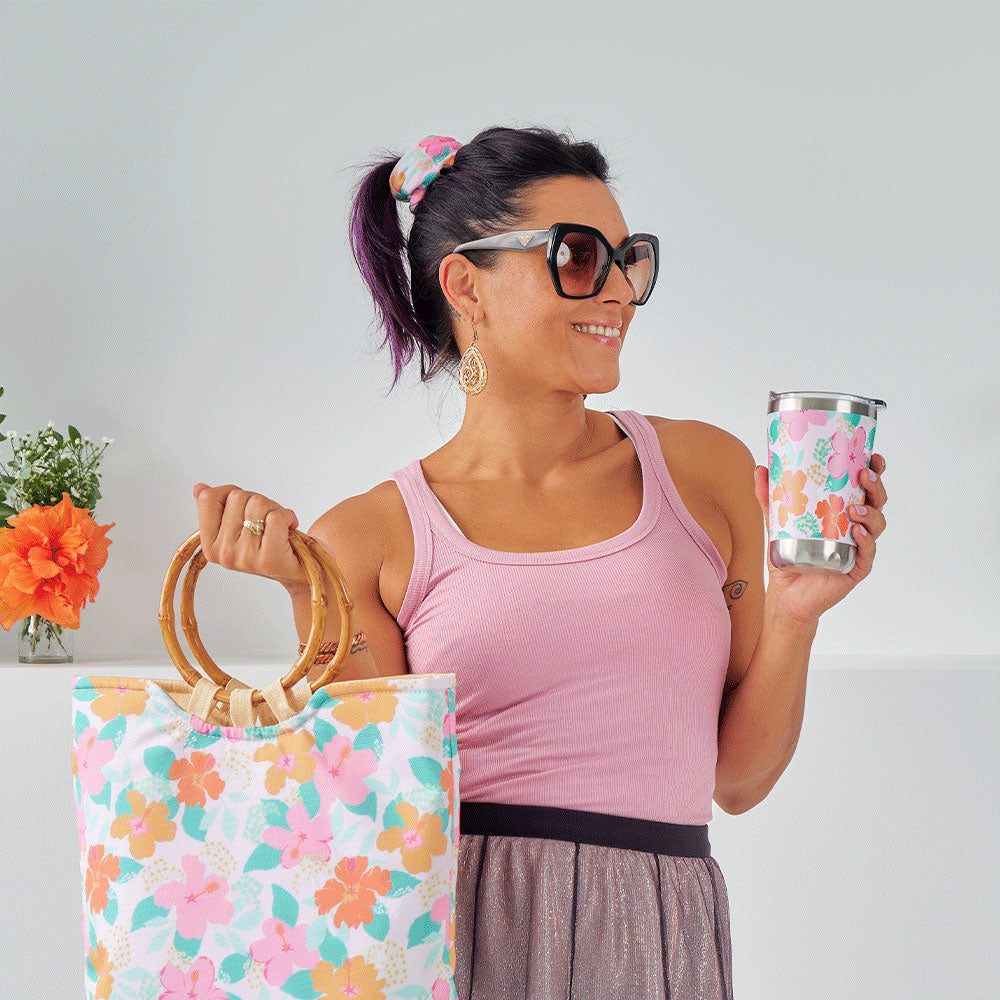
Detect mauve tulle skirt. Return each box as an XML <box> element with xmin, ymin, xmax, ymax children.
<box><xmin>454</xmin><ymin>801</ymin><xmax>733</xmax><ymax>1000</ymax></box>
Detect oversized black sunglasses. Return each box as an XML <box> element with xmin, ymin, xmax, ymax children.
<box><xmin>451</xmin><ymin>223</ymin><xmax>660</xmax><ymax>305</ymax></box>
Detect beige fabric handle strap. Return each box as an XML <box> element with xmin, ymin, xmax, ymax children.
<box><xmin>184</xmin><ymin>675</ymin><xmax>315</xmax><ymax>727</ymax></box>
<box><xmin>188</xmin><ymin>677</ymin><xmax>225</xmax><ymax>721</ymax></box>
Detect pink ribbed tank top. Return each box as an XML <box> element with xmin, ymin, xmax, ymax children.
<box><xmin>389</xmin><ymin>409</ymin><xmax>731</xmax><ymax>825</ymax></box>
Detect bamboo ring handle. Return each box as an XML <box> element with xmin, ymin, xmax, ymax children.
<box><xmin>157</xmin><ymin>528</ymin><xmax>354</xmax><ymax>707</ymax></box>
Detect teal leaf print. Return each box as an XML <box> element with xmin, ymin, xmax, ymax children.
<box><xmin>300</xmin><ymin>780</ymin><xmax>321</xmax><ymax>820</ymax></box>
<box><xmin>117</xmin><ymin>857</ymin><xmax>142</xmax><ymax>882</ymax></box>
<box><xmin>74</xmin><ymin>709</ymin><xmax>91</xmax><ymax>739</ymax></box>
<box><xmin>769</xmin><ymin>450</ymin><xmax>783</xmax><ymax>484</ymax></box>
<box><xmin>768</xmin><ymin>417</ymin><xmax>781</xmax><ymax>444</ymax></box>
<box><xmin>423</xmin><ymin>940</ymin><xmax>442</xmax><ymax>970</ymax></box>
<box><xmin>867</xmin><ymin>424</ymin><xmax>876</xmax><ymax>450</ymax></box>
<box><xmin>173</xmin><ymin>929</ymin><xmax>201</xmax><ymax>958</ymax></box>
<box><xmin>261</xmin><ymin>798</ymin><xmax>290</xmax><ymax>829</ymax></box>
<box><xmin>792</xmin><ymin>511</ymin><xmax>822</xmax><ymax>538</ymax></box>
<box><xmin>343</xmin><ymin>790</ymin><xmax>377</xmax><ymax>821</ymax></box>
<box><xmin>272</xmin><ymin>884</ymin><xmax>300</xmax><ymax>927</ymax></box>
<box><xmin>359</xmin><ymin>828</ymin><xmax>377</xmax><ymax>855</ymax></box>
<box><xmin>394</xmin><ymin>988</ymin><xmax>429</xmax><ymax>999</ymax></box>
<box><xmin>386</xmin><ymin>870</ymin><xmax>420</xmax><ymax>898</ymax></box>
<box><xmin>147</xmin><ymin>924</ymin><xmax>171</xmax><ymax>952</ymax></box>
<box><xmin>230</xmin><ymin>909</ymin><xmax>264</xmax><ymax>931</ymax></box>
<box><xmin>354</xmin><ymin>723</ymin><xmax>383</xmax><ymax>759</ymax></box>
<box><xmin>92</xmin><ymin>781</ymin><xmax>111</xmax><ymax>808</ymax></box>
<box><xmin>795</xmin><ymin>447</ymin><xmax>805</xmax><ymax>469</ymax></box>
<box><xmin>113</xmin><ymin>784</ymin><xmax>135</xmax><ymax>818</ymax></box>
<box><xmin>281</xmin><ymin>969</ymin><xmax>322</xmax><ymax>998</ymax></box>
<box><xmin>131</xmin><ymin>894</ymin><xmax>170</xmax><ymax>931</ymax></box>
<box><xmin>407</xmin><ymin>910</ymin><xmax>438</xmax><ymax>947</ymax></box>
<box><xmin>181</xmin><ymin>804</ymin><xmax>208</xmax><ymax>841</ymax></box>
<box><xmin>813</xmin><ymin>436</ymin><xmax>833</xmax><ymax>463</ymax></box>
<box><xmin>827</xmin><ymin>472</ymin><xmax>849</xmax><ymax>492</ymax></box>
<box><xmin>244</xmin><ymin>842</ymin><xmax>283</xmax><ymax>872</ymax></box>
<box><xmin>143</xmin><ymin>746</ymin><xmax>176</xmax><ymax>779</ymax></box>
<box><xmin>184</xmin><ymin>729</ymin><xmax>220</xmax><ymax>750</ymax></box>
<box><xmin>318</xmin><ymin>930</ymin><xmax>348</xmax><ymax>966</ymax></box>
<box><xmin>219</xmin><ymin>952</ymin><xmax>250</xmax><ymax>984</ymax></box>
<box><xmin>306</xmin><ymin>916</ymin><xmax>326</xmax><ymax>951</ymax></box>
<box><xmin>221</xmin><ymin>805</ymin><xmax>239</xmax><ymax>841</ymax></box>
<box><xmin>97</xmin><ymin>715</ymin><xmax>127</xmax><ymax>750</ymax></box>
<box><xmin>364</xmin><ymin>900</ymin><xmax>391</xmax><ymax>941</ymax></box>
<box><xmin>410</xmin><ymin>756</ymin><xmax>443</xmax><ymax>789</ymax></box>
<box><xmin>312</xmin><ymin>717</ymin><xmax>336</xmax><ymax>752</ymax></box>
<box><xmin>399</xmin><ymin>717</ymin><xmax>419</xmax><ymax>741</ymax></box>
<box><xmin>382</xmin><ymin>798</ymin><xmax>405</xmax><ymax>829</ymax></box>
<box><xmin>843</xmin><ymin>411</ymin><xmax>861</xmax><ymax>428</ymax></box>
<box><xmin>104</xmin><ymin>890</ymin><xmax>118</xmax><ymax>926</ymax></box>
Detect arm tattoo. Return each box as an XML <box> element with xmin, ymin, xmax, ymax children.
<box><xmin>722</xmin><ymin>579</ymin><xmax>748</xmax><ymax>611</ymax></box>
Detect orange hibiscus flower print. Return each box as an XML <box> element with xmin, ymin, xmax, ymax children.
<box><xmin>109</xmin><ymin>790</ymin><xmax>176</xmax><ymax>859</ymax></box>
<box><xmin>314</xmin><ymin>855</ymin><xmax>393</xmax><ymax>928</ymax></box>
<box><xmin>0</xmin><ymin>491</ymin><xmax>114</xmax><ymax>630</ymax></box>
<box><xmin>376</xmin><ymin>802</ymin><xmax>449</xmax><ymax>874</ymax></box>
<box><xmin>169</xmin><ymin>750</ymin><xmax>226</xmax><ymax>808</ymax></box>
<box><xmin>84</xmin><ymin>844</ymin><xmax>121</xmax><ymax>915</ymax></box>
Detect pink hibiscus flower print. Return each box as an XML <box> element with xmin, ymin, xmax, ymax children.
<box><xmin>780</xmin><ymin>407</ymin><xmax>828</xmax><ymax>442</ymax></box>
<box><xmin>827</xmin><ymin>426</ymin><xmax>869</xmax><ymax>488</ymax></box>
<box><xmin>311</xmin><ymin>734</ymin><xmax>377</xmax><ymax>806</ymax></box>
<box><xmin>158</xmin><ymin>955</ymin><xmax>227</xmax><ymax>999</ymax></box>
<box><xmin>263</xmin><ymin>801</ymin><xmax>334</xmax><ymax>868</ymax></box>
<box><xmin>153</xmin><ymin>854</ymin><xmax>234</xmax><ymax>939</ymax></box>
<box><xmin>249</xmin><ymin>916</ymin><xmax>317</xmax><ymax>986</ymax></box>
<box><xmin>75</xmin><ymin>726</ymin><xmax>114</xmax><ymax>796</ymax></box>
<box><xmin>419</xmin><ymin>136</ymin><xmax>454</xmax><ymax>158</ymax></box>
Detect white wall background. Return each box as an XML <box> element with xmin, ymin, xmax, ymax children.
<box><xmin>1</xmin><ymin>2</ymin><xmax>997</xmax><ymax>999</ymax></box>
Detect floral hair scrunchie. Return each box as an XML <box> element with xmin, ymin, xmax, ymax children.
<box><xmin>390</xmin><ymin>135</ymin><xmax>463</xmax><ymax>212</ymax></box>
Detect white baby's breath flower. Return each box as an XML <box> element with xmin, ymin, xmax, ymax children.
<box><xmin>44</xmin><ymin>436</ymin><xmax>57</xmax><ymax>446</ymax></box>
<box><xmin>84</xmin><ymin>436</ymin><xmax>91</xmax><ymax>443</ymax></box>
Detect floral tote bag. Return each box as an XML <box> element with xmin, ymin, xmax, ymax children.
<box><xmin>70</xmin><ymin>528</ymin><xmax>460</xmax><ymax>1000</ymax></box>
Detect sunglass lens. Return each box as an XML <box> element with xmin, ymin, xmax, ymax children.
<box><xmin>555</xmin><ymin>233</ymin><xmax>656</xmax><ymax>302</ymax></box>
<box><xmin>555</xmin><ymin>232</ymin><xmax>608</xmax><ymax>297</ymax></box>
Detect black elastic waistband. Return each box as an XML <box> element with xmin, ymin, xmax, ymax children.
<box><xmin>458</xmin><ymin>800</ymin><xmax>711</xmax><ymax>858</ymax></box>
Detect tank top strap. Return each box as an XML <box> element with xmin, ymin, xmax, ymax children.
<box><xmin>388</xmin><ymin>462</ymin><xmax>434</xmax><ymax>632</ymax></box>
<box><xmin>613</xmin><ymin>409</ymin><xmax>728</xmax><ymax>584</ymax></box>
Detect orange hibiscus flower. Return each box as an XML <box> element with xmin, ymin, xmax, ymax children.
<box><xmin>375</xmin><ymin>802</ymin><xmax>449</xmax><ymax>875</ymax></box>
<box><xmin>84</xmin><ymin>844</ymin><xmax>121</xmax><ymax>915</ymax></box>
<box><xmin>314</xmin><ymin>855</ymin><xmax>393</xmax><ymax>928</ymax></box>
<box><xmin>108</xmin><ymin>790</ymin><xmax>176</xmax><ymax>859</ymax></box>
<box><xmin>0</xmin><ymin>491</ymin><xmax>114</xmax><ymax>630</ymax></box>
<box><xmin>169</xmin><ymin>750</ymin><xmax>226</xmax><ymax>808</ymax></box>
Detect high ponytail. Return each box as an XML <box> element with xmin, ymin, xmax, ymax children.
<box><xmin>346</xmin><ymin>125</ymin><xmax>615</xmax><ymax>396</ymax></box>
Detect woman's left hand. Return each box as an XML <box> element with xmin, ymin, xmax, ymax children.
<box><xmin>753</xmin><ymin>453</ymin><xmax>887</xmax><ymax>626</ymax></box>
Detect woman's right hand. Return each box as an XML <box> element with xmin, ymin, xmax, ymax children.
<box><xmin>192</xmin><ymin>483</ymin><xmax>310</xmax><ymax>592</ymax></box>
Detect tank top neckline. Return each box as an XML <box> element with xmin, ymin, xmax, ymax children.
<box><xmin>405</xmin><ymin>409</ymin><xmax>664</xmax><ymax>566</ymax></box>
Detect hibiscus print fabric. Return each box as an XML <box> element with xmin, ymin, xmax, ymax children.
<box><xmin>766</xmin><ymin>406</ymin><xmax>878</xmax><ymax>545</ymax></box>
<box><xmin>70</xmin><ymin>671</ymin><xmax>459</xmax><ymax>1000</ymax></box>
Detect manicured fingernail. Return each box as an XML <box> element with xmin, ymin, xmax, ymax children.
<box><xmin>857</xmin><ymin>524</ymin><xmax>867</xmax><ymax>536</ymax></box>
<box><xmin>868</xmin><ymin>470</ymin><xmax>878</xmax><ymax>482</ymax></box>
<box><xmin>854</xmin><ymin>505</ymin><xmax>867</xmax><ymax>516</ymax></box>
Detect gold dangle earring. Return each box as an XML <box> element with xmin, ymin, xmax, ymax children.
<box><xmin>457</xmin><ymin>321</ymin><xmax>487</xmax><ymax>395</ymax></box>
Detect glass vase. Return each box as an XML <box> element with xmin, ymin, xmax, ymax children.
<box><xmin>18</xmin><ymin>613</ymin><xmax>74</xmax><ymax>663</ymax></box>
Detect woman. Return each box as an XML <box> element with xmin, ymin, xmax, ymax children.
<box><xmin>331</xmin><ymin>125</ymin><xmax>886</xmax><ymax>999</ymax></box>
